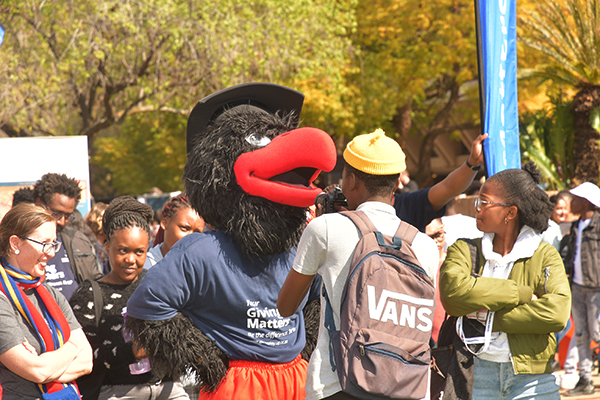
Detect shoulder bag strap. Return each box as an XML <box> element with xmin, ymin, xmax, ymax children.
<box><xmin>456</xmin><ymin>238</ymin><xmax>495</xmax><ymax>356</ymax></box>
<box><xmin>87</xmin><ymin>279</ymin><xmax>103</xmax><ymax>329</ymax></box>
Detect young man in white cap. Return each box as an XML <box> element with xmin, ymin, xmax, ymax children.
<box><xmin>277</xmin><ymin>128</ymin><xmax>438</xmax><ymax>400</ymax></box>
<box><xmin>564</xmin><ymin>182</ymin><xmax>600</xmax><ymax>396</ymax></box>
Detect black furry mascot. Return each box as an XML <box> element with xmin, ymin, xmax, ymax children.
<box><xmin>125</xmin><ymin>83</ymin><xmax>336</xmax><ymax>399</ymax></box>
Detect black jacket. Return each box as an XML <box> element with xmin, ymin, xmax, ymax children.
<box><xmin>565</xmin><ymin>211</ymin><xmax>600</xmax><ymax>288</ymax></box>
<box><xmin>60</xmin><ymin>226</ymin><xmax>103</xmax><ymax>284</ymax></box>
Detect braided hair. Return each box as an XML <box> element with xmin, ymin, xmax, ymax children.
<box><xmin>161</xmin><ymin>195</ymin><xmax>191</xmax><ymax>220</ymax></box>
<box><xmin>486</xmin><ymin>161</ymin><xmax>553</xmax><ymax>232</ymax></box>
<box><xmin>102</xmin><ymin>196</ymin><xmax>154</xmax><ymax>243</ymax></box>
<box><xmin>152</xmin><ymin>195</ymin><xmax>192</xmax><ymax>246</ymax></box>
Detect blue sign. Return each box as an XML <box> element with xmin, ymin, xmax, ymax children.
<box><xmin>479</xmin><ymin>0</ymin><xmax>521</xmax><ymax>175</ymax></box>
<box><xmin>0</xmin><ymin>25</ymin><xmax>4</xmax><ymax>47</ymax></box>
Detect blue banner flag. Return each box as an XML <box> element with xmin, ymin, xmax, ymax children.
<box><xmin>477</xmin><ymin>0</ymin><xmax>521</xmax><ymax>175</ymax></box>
<box><xmin>0</xmin><ymin>25</ymin><xmax>4</xmax><ymax>47</ymax></box>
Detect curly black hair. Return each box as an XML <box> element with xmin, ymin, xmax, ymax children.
<box><xmin>486</xmin><ymin>161</ymin><xmax>553</xmax><ymax>232</ymax></box>
<box><xmin>32</xmin><ymin>173</ymin><xmax>82</xmax><ymax>204</ymax></box>
<box><xmin>12</xmin><ymin>187</ymin><xmax>34</xmax><ymax>206</ymax></box>
<box><xmin>102</xmin><ymin>196</ymin><xmax>154</xmax><ymax>242</ymax></box>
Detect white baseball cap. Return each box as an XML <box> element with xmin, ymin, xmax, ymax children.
<box><xmin>570</xmin><ymin>182</ymin><xmax>600</xmax><ymax>208</ymax></box>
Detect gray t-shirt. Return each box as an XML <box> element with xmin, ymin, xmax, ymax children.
<box><xmin>0</xmin><ymin>284</ymin><xmax>81</xmax><ymax>399</ymax></box>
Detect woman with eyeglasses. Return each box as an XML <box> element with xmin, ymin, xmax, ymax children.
<box><xmin>439</xmin><ymin>161</ymin><xmax>571</xmax><ymax>399</ymax></box>
<box><xmin>69</xmin><ymin>196</ymin><xmax>189</xmax><ymax>400</ymax></box>
<box><xmin>0</xmin><ymin>203</ymin><xmax>93</xmax><ymax>399</ymax></box>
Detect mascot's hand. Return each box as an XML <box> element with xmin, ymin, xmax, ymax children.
<box><xmin>125</xmin><ymin>313</ymin><xmax>229</xmax><ymax>393</ymax></box>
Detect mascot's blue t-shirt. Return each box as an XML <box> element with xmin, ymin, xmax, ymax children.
<box><xmin>127</xmin><ymin>230</ymin><xmax>308</xmax><ymax>364</ymax></box>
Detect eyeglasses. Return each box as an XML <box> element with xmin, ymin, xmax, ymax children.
<box><xmin>474</xmin><ymin>197</ymin><xmax>512</xmax><ymax>212</ymax></box>
<box><xmin>20</xmin><ymin>237</ymin><xmax>62</xmax><ymax>254</ymax></box>
<box><xmin>43</xmin><ymin>202</ymin><xmax>74</xmax><ymax>223</ymax></box>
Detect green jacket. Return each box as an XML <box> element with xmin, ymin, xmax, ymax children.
<box><xmin>439</xmin><ymin>238</ymin><xmax>571</xmax><ymax>374</ymax></box>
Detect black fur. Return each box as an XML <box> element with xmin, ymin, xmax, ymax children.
<box><xmin>301</xmin><ymin>299</ymin><xmax>321</xmax><ymax>362</ymax></box>
<box><xmin>183</xmin><ymin>108</ymin><xmax>307</xmax><ymax>258</ymax></box>
<box><xmin>125</xmin><ymin>313</ymin><xmax>229</xmax><ymax>393</ymax></box>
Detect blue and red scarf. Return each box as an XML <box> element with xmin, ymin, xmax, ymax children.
<box><xmin>0</xmin><ymin>258</ymin><xmax>80</xmax><ymax>400</ymax></box>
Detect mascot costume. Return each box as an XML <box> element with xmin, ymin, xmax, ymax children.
<box><xmin>125</xmin><ymin>82</ymin><xmax>337</xmax><ymax>399</ymax></box>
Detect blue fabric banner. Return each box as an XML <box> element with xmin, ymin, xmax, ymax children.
<box><xmin>479</xmin><ymin>0</ymin><xmax>521</xmax><ymax>175</ymax></box>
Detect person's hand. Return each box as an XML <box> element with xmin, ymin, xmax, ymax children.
<box><xmin>532</xmin><ymin>293</ymin><xmax>538</xmax><ymax>301</ymax></box>
<box><xmin>467</xmin><ymin>133</ymin><xmax>488</xmax><ymax>168</ymax></box>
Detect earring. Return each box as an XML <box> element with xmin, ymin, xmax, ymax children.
<box><xmin>504</xmin><ymin>217</ymin><xmax>509</xmax><ymax>224</ymax></box>
<box><xmin>14</xmin><ymin>249</ymin><xmax>20</xmax><ymax>254</ymax></box>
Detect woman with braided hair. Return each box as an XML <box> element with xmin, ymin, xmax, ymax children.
<box><xmin>144</xmin><ymin>195</ymin><xmax>205</xmax><ymax>270</ymax></box>
<box><xmin>439</xmin><ymin>161</ymin><xmax>571</xmax><ymax>399</ymax></box>
<box><xmin>0</xmin><ymin>203</ymin><xmax>92</xmax><ymax>399</ymax></box>
<box><xmin>69</xmin><ymin>196</ymin><xmax>188</xmax><ymax>400</ymax></box>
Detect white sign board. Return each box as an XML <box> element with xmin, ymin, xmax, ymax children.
<box><xmin>0</xmin><ymin>136</ymin><xmax>91</xmax><ymax>220</ymax></box>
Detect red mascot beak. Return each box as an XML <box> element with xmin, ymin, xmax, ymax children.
<box><xmin>234</xmin><ymin>127</ymin><xmax>337</xmax><ymax>208</ymax></box>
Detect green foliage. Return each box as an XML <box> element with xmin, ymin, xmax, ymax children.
<box><xmin>519</xmin><ymin>92</ymin><xmax>575</xmax><ymax>189</ymax></box>
<box><xmin>519</xmin><ymin>0</ymin><xmax>600</xmax><ymax>87</ymax></box>
<box><xmin>92</xmin><ymin>112</ymin><xmax>187</xmax><ymax>196</ymax></box>
<box><xmin>0</xmin><ymin>0</ymin><xmax>354</xmax><ymax>196</ymax></box>
<box><xmin>343</xmin><ymin>0</ymin><xmax>479</xmax><ymax>138</ymax></box>
<box><xmin>590</xmin><ymin>106</ymin><xmax>600</xmax><ymax>132</ymax></box>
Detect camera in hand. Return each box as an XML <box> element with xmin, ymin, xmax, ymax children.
<box><xmin>315</xmin><ymin>186</ymin><xmax>348</xmax><ymax>214</ymax></box>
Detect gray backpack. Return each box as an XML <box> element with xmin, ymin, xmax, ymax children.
<box><xmin>323</xmin><ymin>211</ymin><xmax>435</xmax><ymax>399</ymax></box>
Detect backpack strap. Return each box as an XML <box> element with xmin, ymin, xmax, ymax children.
<box><xmin>462</xmin><ymin>238</ymin><xmax>483</xmax><ymax>275</ymax></box>
<box><xmin>341</xmin><ymin>210</ymin><xmax>405</xmax><ymax>249</ymax></box>
<box><xmin>322</xmin><ymin>286</ymin><xmax>338</xmax><ymax>372</ymax></box>
<box><xmin>87</xmin><ymin>279</ymin><xmax>103</xmax><ymax>329</ymax></box>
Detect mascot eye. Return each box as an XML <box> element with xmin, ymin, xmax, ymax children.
<box><xmin>245</xmin><ymin>133</ymin><xmax>271</xmax><ymax>147</ymax></box>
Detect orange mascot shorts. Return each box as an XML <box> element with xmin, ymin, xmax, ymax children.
<box><xmin>198</xmin><ymin>355</ymin><xmax>308</xmax><ymax>400</ymax></box>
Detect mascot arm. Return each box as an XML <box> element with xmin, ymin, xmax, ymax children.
<box><xmin>125</xmin><ymin>313</ymin><xmax>229</xmax><ymax>393</ymax></box>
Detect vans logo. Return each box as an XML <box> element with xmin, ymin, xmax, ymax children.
<box><xmin>367</xmin><ymin>285</ymin><xmax>433</xmax><ymax>332</ymax></box>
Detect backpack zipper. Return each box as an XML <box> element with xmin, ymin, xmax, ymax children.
<box><xmin>359</xmin><ymin>344</ymin><xmax>427</xmax><ymax>365</ymax></box>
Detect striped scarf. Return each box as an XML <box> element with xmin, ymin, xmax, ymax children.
<box><xmin>0</xmin><ymin>258</ymin><xmax>80</xmax><ymax>400</ymax></box>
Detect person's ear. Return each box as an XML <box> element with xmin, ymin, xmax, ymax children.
<box><xmin>506</xmin><ymin>206</ymin><xmax>518</xmax><ymax>222</ymax></box>
<box><xmin>9</xmin><ymin>235</ymin><xmax>20</xmax><ymax>255</ymax></box>
<box><xmin>160</xmin><ymin>218</ymin><xmax>169</xmax><ymax>231</ymax></box>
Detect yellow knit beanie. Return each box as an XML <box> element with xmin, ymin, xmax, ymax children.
<box><xmin>343</xmin><ymin>128</ymin><xmax>406</xmax><ymax>175</ymax></box>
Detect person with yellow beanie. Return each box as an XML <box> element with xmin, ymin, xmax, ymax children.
<box><xmin>278</xmin><ymin>128</ymin><xmax>439</xmax><ymax>400</ymax></box>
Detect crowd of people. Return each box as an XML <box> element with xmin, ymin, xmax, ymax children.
<box><xmin>0</xmin><ymin>126</ymin><xmax>598</xmax><ymax>400</ymax></box>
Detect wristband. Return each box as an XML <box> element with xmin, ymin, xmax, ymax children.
<box><xmin>466</xmin><ymin>159</ymin><xmax>482</xmax><ymax>171</ymax></box>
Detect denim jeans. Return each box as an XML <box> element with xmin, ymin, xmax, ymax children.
<box><xmin>571</xmin><ymin>283</ymin><xmax>600</xmax><ymax>380</ymax></box>
<box><xmin>473</xmin><ymin>358</ymin><xmax>559</xmax><ymax>400</ymax></box>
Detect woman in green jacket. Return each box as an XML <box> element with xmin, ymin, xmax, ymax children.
<box><xmin>440</xmin><ymin>161</ymin><xmax>571</xmax><ymax>399</ymax></box>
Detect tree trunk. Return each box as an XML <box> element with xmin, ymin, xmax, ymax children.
<box><xmin>392</xmin><ymin>98</ymin><xmax>413</xmax><ymax>150</ymax></box>
<box><xmin>571</xmin><ymin>85</ymin><xmax>600</xmax><ymax>186</ymax></box>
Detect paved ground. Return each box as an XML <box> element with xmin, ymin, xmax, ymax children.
<box><xmin>559</xmin><ymin>371</ymin><xmax>600</xmax><ymax>399</ymax></box>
